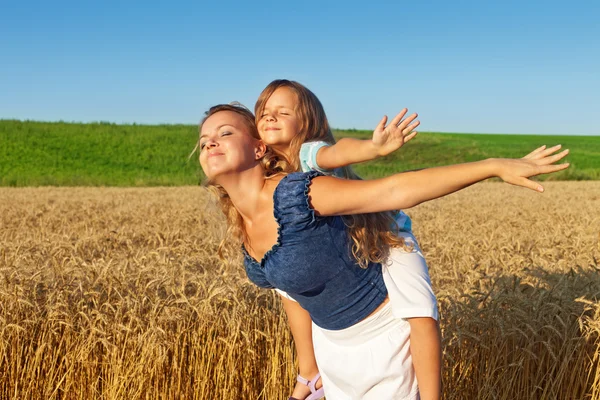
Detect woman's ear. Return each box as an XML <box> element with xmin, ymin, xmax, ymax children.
<box><xmin>255</xmin><ymin>140</ymin><xmax>267</xmax><ymax>159</ymax></box>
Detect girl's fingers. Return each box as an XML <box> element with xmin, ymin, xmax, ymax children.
<box><xmin>389</xmin><ymin>109</ymin><xmax>408</xmax><ymax>126</ymax></box>
<box><xmin>403</xmin><ymin>120</ymin><xmax>420</xmax><ymax>134</ymax></box>
<box><xmin>403</xmin><ymin>131</ymin><xmax>418</xmax><ymax>143</ymax></box>
<box><xmin>522</xmin><ymin>145</ymin><xmax>547</xmax><ymax>160</ymax></box>
<box><xmin>398</xmin><ymin>112</ymin><xmax>418</xmax><ymax>128</ymax></box>
<box><xmin>376</xmin><ymin>115</ymin><xmax>388</xmax><ymax>132</ymax></box>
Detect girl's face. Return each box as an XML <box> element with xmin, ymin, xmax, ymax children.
<box><xmin>199</xmin><ymin>111</ymin><xmax>264</xmax><ymax>181</ymax></box>
<box><xmin>257</xmin><ymin>87</ymin><xmax>301</xmax><ymax>151</ymax></box>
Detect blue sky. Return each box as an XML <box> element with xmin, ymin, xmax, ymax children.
<box><xmin>1</xmin><ymin>0</ymin><xmax>599</xmax><ymax>134</ymax></box>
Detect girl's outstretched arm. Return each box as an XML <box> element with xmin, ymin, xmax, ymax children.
<box><xmin>309</xmin><ymin>145</ymin><xmax>569</xmax><ymax>216</ymax></box>
<box><xmin>315</xmin><ymin>109</ymin><xmax>419</xmax><ymax>170</ymax></box>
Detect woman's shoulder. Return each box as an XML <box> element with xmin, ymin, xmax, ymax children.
<box><xmin>274</xmin><ymin>171</ymin><xmax>323</xmax><ymax>194</ymax></box>
<box><xmin>271</xmin><ymin>171</ymin><xmax>324</xmax><ymax>215</ymax></box>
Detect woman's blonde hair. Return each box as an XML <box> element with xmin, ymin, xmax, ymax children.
<box><xmin>255</xmin><ymin>79</ymin><xmax>407</xmax><ymax>267</ymax></box>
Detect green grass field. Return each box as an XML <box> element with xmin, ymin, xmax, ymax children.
<box><xmin>342</xmin><ymin>129</ymin><xmax>600</xmax><ymax>180</ymax></box>
<box><xmin>1</xmin><ymin>120</ymin><xmax>598</xmax><ymax>186</ymax></box>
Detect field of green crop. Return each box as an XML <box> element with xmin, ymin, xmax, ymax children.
<box><xmin>343</xmin><ymin>129</ymin><xmax>600</xmax><ymax>180</ymax></box>
<box><xmin>0</xmin><ymin>120</ymin><xmax>201</xmax><ymax>186</ymax></box>
<box><xmin>1</xmin><ymin>120</ymin><xmax>598</xmax><ymax>186</ymax></box>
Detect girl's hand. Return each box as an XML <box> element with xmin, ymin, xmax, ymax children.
<box><xmin>372</xmin><ymin>108</ymin><xmax>420</xmax><ymax>157</ymax></box>
<box><xmin>496</xmin><ymin>145</ymin><xmax>570</xmax><ymax>192</ymax></box>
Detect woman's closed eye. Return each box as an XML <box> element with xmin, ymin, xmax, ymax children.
<box><xmin>199</xmin><ymin>131</ymin><xmax>232</xmax><ymax>150</ymax></box>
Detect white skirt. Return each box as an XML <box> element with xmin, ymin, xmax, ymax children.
<box><xmin>310</xmin><ymin>233</ymin><xmax>437</xmax><ymax>399</ymax></box>
<box><xmin>276</xmin><ymin>232</ymin><xmax>437</xmax><ymax>399</ymax></box>
<box><xmin>311</xmin><ymin>301</ymin><xmax>420</xmax><ymax>400</ymax></box>
<box><xmin>276</xmin><ymin>232</ymin><xmax>438</xmax><ymax>321</ymax></box>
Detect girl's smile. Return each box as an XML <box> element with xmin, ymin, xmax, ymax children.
<box><xmin>258</xmin><ymin>87</ymin><xmax>301</xmax><ymax>151</ymax></box>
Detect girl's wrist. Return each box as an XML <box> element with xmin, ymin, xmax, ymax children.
<box><xmin>368</xmin><ymin>140</ymin><xmax>382</xmax><ymax>157</ymax></box>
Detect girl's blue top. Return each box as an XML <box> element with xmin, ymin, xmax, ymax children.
<box><xmin>242</xmin><ymin>171</ymin><xmax>388</xmax><ymax>330</ymax></box>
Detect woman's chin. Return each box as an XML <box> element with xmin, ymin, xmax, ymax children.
<box><xmin>202</xmin><ymin>161</ymin><xmax>227</xmax><ymax>180</ymax></box>
<box><xmin>202</xmin><ymin>167</ymin><xmax>221</xmax><ymax>182</ymax></box>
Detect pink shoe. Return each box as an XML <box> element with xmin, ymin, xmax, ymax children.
<box><xmin>288</xmin><ymin>372</ymin><xmax>324</xmax><ymax>400</ymax></box>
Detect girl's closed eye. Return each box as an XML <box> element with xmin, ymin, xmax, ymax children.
<box><xmin>220</xmin><ymin>131</ymin><xmax>232</xmax><ymax>137</ymax></box>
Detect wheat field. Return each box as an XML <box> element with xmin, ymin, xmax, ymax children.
<box><xmin>1</xmin><ymin>182</ymin><xmax>599</xmax><ymax>399</ymax></box>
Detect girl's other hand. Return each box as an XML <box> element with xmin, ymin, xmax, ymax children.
<box><xmin>372</xmin><ymin>108</ymin><xmax>420</xmax><ymax>157</ymax></box>
<box><xmin>496</xmin><ymin>145</ymin><xmax>570</xmax><ymax>192</ymax></box>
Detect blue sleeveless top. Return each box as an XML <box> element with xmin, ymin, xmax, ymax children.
<box><xmin>242</xmin><ymin>171</ymin><xmax>388</xmax><ymax>330</ymax></box>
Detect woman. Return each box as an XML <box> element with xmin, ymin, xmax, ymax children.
<box><xmin>198</xmin><ymin>103</ymin><xmax>568</xmax><ymax>400</ymax></box>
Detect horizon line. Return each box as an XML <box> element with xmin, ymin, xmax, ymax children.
<box><xmin>1</xmin><ymin>118</ymin><xmax>598</xmax><ymax>137</ymax></box>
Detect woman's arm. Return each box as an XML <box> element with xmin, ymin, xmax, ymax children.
<box><xmin>308</xmin><ymin>145</ymin><xmax>569</xmax><ymax>216</ymax></box>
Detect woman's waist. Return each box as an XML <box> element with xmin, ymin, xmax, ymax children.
<box><xmin>292</xmin><ymin>276</ymin><xmax>388</xmax><ymax>331</ymax></box>
<box><xmin>312</xmin><ymin>297</ymin><xmax>410</xmax><ymax>345</ymax></box>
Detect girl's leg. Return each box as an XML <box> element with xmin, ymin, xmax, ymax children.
<box><xmin>384</xmin><ymin>232</ymin><xmax>441</xmax><ymax>399</ymax></box>
<box><xmin>407</xmin><ymin>317</ymin><xmax>441</xmax><ymax>400</ymax></box>
<box><xmin>280</xmin><ymin>294</ymin><xmax>323</xmax><ymax>399</ymax></box>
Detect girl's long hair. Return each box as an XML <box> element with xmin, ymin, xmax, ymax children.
<box><xmin>255</xmin><ymin>80</ymin><xmax>407</xmax><ymax>267</ymax></box>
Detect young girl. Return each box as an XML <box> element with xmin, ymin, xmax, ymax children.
<box><xmin>254</xmin><ymin>80</ymin><xmax>439</xmax><ymax>400</ymax></box>
<box><xmin>198</xmin><ymin>103</ymin><xmax>568</xmax><ymax>400</ymax></box>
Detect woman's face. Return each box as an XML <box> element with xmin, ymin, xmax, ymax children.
<box><xmin>199</xmin><ymin>111</ymin><xmax>264</xmax><ymax>181</ymax></box>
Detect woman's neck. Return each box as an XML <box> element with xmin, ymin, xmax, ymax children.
<box><xmin>217</xmin><ymin>166</ymin><xmax>270</xmax><ymax>223</ymax></box>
